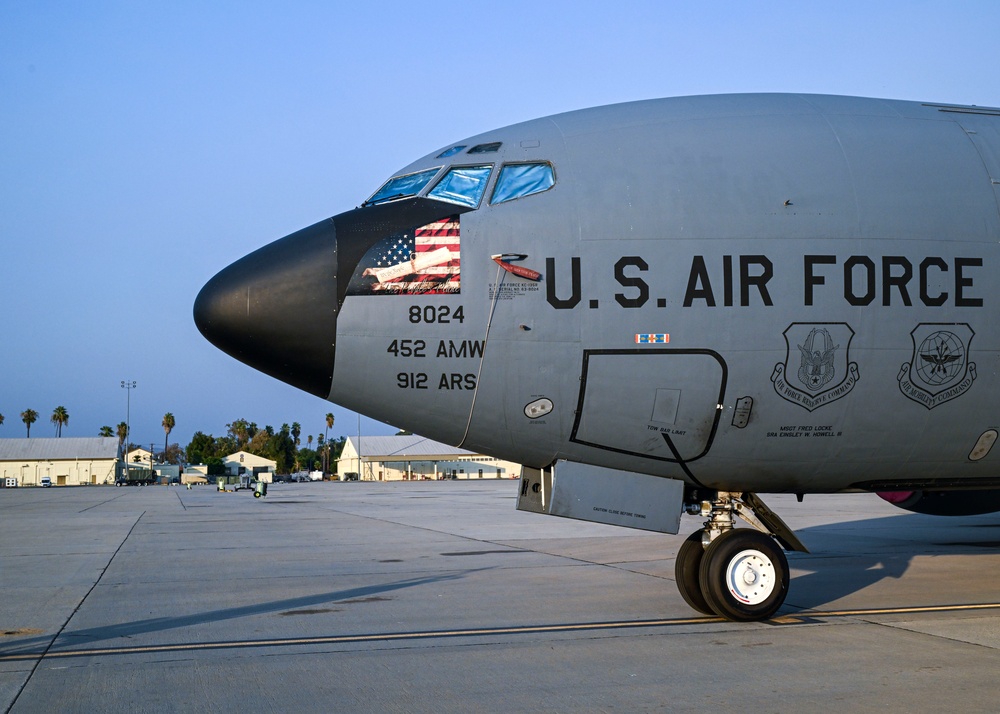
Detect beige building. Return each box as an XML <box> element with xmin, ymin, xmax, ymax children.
<box><xmin>125</xmin><ymin>447</ymin><xmax>154</xmax><ymax>468</ymax></box>
<box><xmin>181</xmin><ymin>464</ymin><xmax>211</xmax><ymax>484</ymax></box>
<box><xmin>337</xmin><ymin>435</ymin><xmax>522</xmax><ymax>481</ymax></box>
<box><xmin>222</xmin><ymin>451</ymin><xmax>276</xmax><ymax>482</ymax></box>
<box><xmin>0</xmin><ymin>438</ymin><xmax>119</xmax><ymax>486</ymax></box>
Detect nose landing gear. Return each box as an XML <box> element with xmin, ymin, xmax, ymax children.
<box><xmin>675</xmin><ymin>491</ymin><xmax>807</xmax><ymax>621</ymax></box>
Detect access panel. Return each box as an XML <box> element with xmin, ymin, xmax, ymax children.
<box><xmin>570</xmin><ymin>349</ymin><xmax>727</xmax><ymax>464</ymax></box>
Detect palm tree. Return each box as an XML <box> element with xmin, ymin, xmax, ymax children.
<box><xmin>324</xmin><ymin>413</ymin><xmax>335</xmax><ymax>473</ymax></box>
<box><xmin>51</xmin><ymin>406</ymin><xmax>69</xmax><ymax>437</ymax></box>
<box><xmin>21</xmin><ymin>409</ymin><xmax>38</xmax><ymax>437</ymax></box>
<box><xmin>307</xmin><ymin>434</ymin><xmax>313</xmax><ymax>449</ymax></box>
<box><xmin>99</xmin><ymin>425</ymin><xmax>114</xmax><ymax>437</ymax></box>
<box><xmin>228</xmin><ymin>418</ymin><xmax>249</xmax><ymax>447</ymax></box>
<box><xmin>0</xmin><ymin>413</ymin><xmax>4</xmax><ymax>428</ymax></box>
<box><xmin>291</xmin><ymin>422</ymin><xmax>301</xmax><ymax>447</ymax></box>
<box><xmin>162</xmin><ymin>413</ymin><xmax>175</xmax><ymax>461</ymax></box>
<box><xmin>116</xmin><ymin>422</ymin><xmax>129</xmax><ymax>458</ymax></box>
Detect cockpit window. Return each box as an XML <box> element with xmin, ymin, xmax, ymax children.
<box><xmin>427</xmin><ymin>165</ymin><xmax>492</xmax><ymax>207</ymax></box>
<box><xmin>365</xmin><ymin>167</ymin><xmax>441</xmax><ymax>206</ymax></box>
<box><xmin>468</xmin><ymin>142</ymin><xmax>502</xmax><ymax>154</ymax></box>
<box><xmin>490</xmin><ymin>163</ymin><xmax>555</xmax><ymax>205</ymax></box>
<box><xmin>436</xmin><ymin>146</ymin><xmax>467</xmax><ymax>158</ymax></box>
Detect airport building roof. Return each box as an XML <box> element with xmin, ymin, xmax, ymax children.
<box><xmin>344</xmin><ymin>434</ymin><xmax>476</xmax><ymax>460</ymax></box>
<box><xmin>0</xmin><ymin>437</ymin><xmax>120</xmax><ymax>461</ymax></box>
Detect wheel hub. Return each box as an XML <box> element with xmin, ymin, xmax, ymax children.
<box><xmin>726</xmin><ymin>549</ymin><xmax>775</xmax><ymax>605</ymax></box>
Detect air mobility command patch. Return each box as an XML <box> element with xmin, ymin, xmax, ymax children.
<box><xmin>898</xmin><ymin>323</ymin><xmax>976</xmax><ymax>409</ymax></box>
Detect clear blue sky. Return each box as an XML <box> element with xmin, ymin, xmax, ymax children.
<box><xmin>2</xmin><ymin>1</ymin><xmax>997</xmax><ymax>449</ymax></box>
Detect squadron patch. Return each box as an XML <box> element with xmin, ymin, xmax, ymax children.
<box><xmin>897</xmin><ymin>323</ymin><xmax>976</xmax><ymax>409</ymax></box>
<box><xmin>771</xmin><ymin>323</ymin><xmax>859</xmax><ymax>411</ymax></box>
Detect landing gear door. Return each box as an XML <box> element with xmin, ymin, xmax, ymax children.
<box><xmin>517</xmin><ymin>461</ymin><xmax>685</xmax><ymax>534</ymax></box>
<box><xmin>570</xmin><ymin>349</ymin><xmax>727</xmax><ymax>464</ymax></box>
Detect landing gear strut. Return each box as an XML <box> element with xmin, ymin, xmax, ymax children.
<box><xmin>674</xmin><ymin>491</ymin><xmax>807</xmax><ymax>621</ymax></box>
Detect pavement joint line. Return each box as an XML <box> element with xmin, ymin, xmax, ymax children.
<box><xmin>77</xmin><ymin>492</ymin><xmax>131</xmax><ymax>513</ymax></box>
<box><xmin>3</xmin><ymin>511</ymin><xmax>146</xmax><ymax>714</ymax></box>
<box><xmin>3</xmin><ymin>601</ymin><xmax>999</xmax><ymax>662</ymax></box>
<box><xmin>769</xmin><ymin>601</ymin><xmax>1000</xmax><ymax>625</ymax></box>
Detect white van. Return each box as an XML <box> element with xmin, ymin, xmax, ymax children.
<box><xmin>40</xmin><ymin>477</ymin><xmax>52</xmax><ymax>488</ymax></box>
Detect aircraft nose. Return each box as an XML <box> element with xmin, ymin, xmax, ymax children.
<box><xmin>193</xmin><ymin>218</ymin><xmax>339</xmax><ymax>398</ymax></box>
<box><xmin>195</xmin><ymin>197</ymin><xmax>474</xmax><ymax>398</ymax></box>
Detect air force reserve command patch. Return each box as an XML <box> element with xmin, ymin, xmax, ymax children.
<box><xmin>898</xmin><ymin>323</ymin><xmax>976</xmax><ymax>409</ymax></box>
<box><xmin>771</xmin><ymin>323</ymin><xmax>859</xmax><ymax>412</ymax></box>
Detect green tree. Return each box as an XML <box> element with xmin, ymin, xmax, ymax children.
<box><xmin>266</xmin><ymin>425</ymin><xmax>295</xmax><ymax>474</ymax></box>
<box><xmin>21</xmin><ymin>409</ymin><xmax>38</xmax><ymax>437</ymax></box>
<box><xmin>246</xmin><ymin>430</ymin><xmax>270</xmax><ymax>456</ymax></box>
<box><xmin>162</xmin><ymin>413</ymin><xmax>175</xmax><ymax>461</ymax></box>
<box><xmin>161</xmin><ymin>443</ymin><xmax>184</xmax><ymax>464</ymax></box>
<box><xmin>297</xmin><ymin>447</ymin><xmax>319</xmax><ymax>472</ymax></box>
<box><xmin>51</xmin><ymin>405</ymin><xmax>69</xmax><ymax>437</ymax></box>
<box><xmin>329</xmin><ymin>436</ymin><xmax>347</xmax><ymax>474</ymax></box>
<box><xmin>227</xmin><ymin>418</ymin><xmax>250</xmax><ymax>448</ymax></box>
<box><xmin>0</xmin><ymin>413</ymin><xmax>5</xmax><ymax>428</ymax></box>
<box><xmin>186</xmin><ymin>431</ymin><xmax>216</xmax><ymax>464</ymax></box>
<box><xmin>99</xmin><ymin>425</ymin><xmax>114</xmax><ymax>437</ymax></box>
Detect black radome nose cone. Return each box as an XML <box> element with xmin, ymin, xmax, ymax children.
<box><xmin>194</xmin><ymin>218</ymin><xmax>338</xmax><ymax>398</ymax></box>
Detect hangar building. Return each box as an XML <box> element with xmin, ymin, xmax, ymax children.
<box><xmin>0</xmin><ymin>438</ymin><xmax>119</xmax><ymax>486</ymax></box>
<box><xmin>181</xmin><ymin>451</ymin><xmax>276</xmax><ymax>484</ymax></box>
<box><xmin>337</xmin><ymin>434</ymin><xmax>522</xmax><ymax>481</ymax></box>
<box><xmin>222</xmin><ymin>450</ymin><xmax>276</xmax><ymax>482</ymax></box>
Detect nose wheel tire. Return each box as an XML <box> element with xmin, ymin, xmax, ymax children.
<box><xmin>698</xmin><ymin>529</ymin><xmax>788</xmax><ymax>621</ymax></box>
<box><xmin>674</xmin><ymin>532</ymin><xmax>715</xmax><ymax>616</ymax></box>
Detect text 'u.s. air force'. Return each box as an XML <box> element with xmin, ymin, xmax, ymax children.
<box><xmin>545</xmin><ymin>255</ymin><xmax>984</xmax><ymax>309</ymax></box>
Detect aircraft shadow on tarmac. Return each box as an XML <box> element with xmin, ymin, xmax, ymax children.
<box><xmin>5</xmin><ymin>512</ymin><xmax>1000</xmax><ymax>656</ymax></box>
<box><xmin>780</xmin><ymin>511</ymin><xmax>1000</xmax><ymax>612</ymax></box>
<box><xmin>1</xmin><ymin>570</ymin><xmax>481</xmax><ymax>656</ymax></box>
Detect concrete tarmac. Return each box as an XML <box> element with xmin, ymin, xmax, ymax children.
<box><xmin>2</xmin><ymin>480</ymin><xmax>999</xmax><ymax>713</ymax></box>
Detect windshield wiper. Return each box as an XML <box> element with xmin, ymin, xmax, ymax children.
<box><xmin>362</xmin><ymin>192</ymin><xmax>409</xmax><ymax>208</ymax></box>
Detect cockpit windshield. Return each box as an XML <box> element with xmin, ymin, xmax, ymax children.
<box><xmin>491</xmin><ymin>163</ymin><xmax>555</xmax><ymax>204</ymax></box>
<box><xmin>365</xmin><ymin>167</ymin><xmax>441</xmax><ymax>206</ymax></box>
<box><xmin>427</xmin><ymin>165</ymin><xmax>492</xmax><ymax>207</ymax></box>
<box><xmin>365</xmin><ymin>159</ymin><xmax>554</xmax><ymax>210</ymax></box>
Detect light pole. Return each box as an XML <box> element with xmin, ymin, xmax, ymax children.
<box><xmin>120</xmin><ymin>380</ymin><xmax>136</xmax><ymax>463</ymax></box>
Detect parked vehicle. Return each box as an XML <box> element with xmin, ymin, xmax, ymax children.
<box><xmin>235</xmin><ymin>474</ymin><xmax>255</xmax><ymax>490</ymax></box>
<box><xmin>116</xmin><ymin>469</ymin><xmax>155</xmax><ymax>486</ymax></box>
<box><xmin>40</xmin><ymin>477</ymin><xmax>52</xmax><ymax>488</ymax></box>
